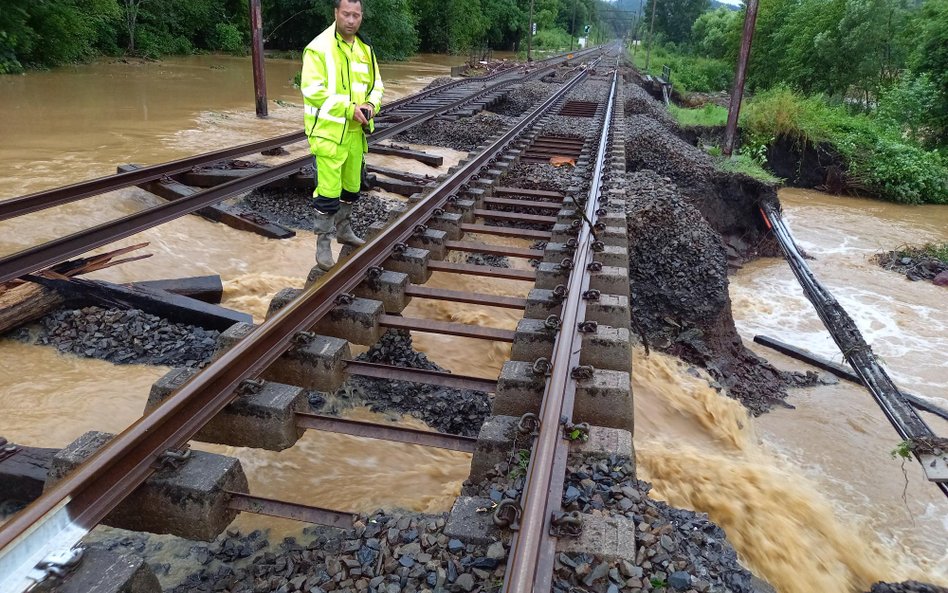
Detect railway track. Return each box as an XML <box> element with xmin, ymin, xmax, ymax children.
<box><xmin>0</xmin><ymin>48</ymin><xmax>601</xmax><ymax>287</ymax></box>
<box><xmin>0</xmin><ymin>46</ymin><xmax>634</xmax><ymax>593</ymax></box>
<box><xmin>0</xmin><ymin>48</ymin><xmax>594</xmax><ymax>224</ymax></box>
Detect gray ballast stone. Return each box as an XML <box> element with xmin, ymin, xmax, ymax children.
<box><xmin>47</xmin><ymin>432</ymin><xmax>247</xmax><ymax>541</ymax></box>
<box><xmin>148</xmin><ymin>370</ymin><xmax>307</xmax><ymax>451</ymax></box>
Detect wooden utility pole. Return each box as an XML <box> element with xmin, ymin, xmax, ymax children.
<box><xmin>249</xmin><ymin>0</ymin><xmax>268</xmax><ymax>117</ymax></box>
<box><xmin>722</xmin><ymin>0</ymin><xmax>760</xmax><ymax>156</ymax></box>
<box><xmin>570</xmin><ymin>0</ymin><xmax>578</xmax><ymax>51</ymax></box>
<box><xmin>644</xmin><ymin>0</ymin><xmax>657</xmax><ymax>72</ymax></box>
<box><xmin>527</xmin><ymin>0</ymin><xmax>535</xmax><ymax>61</ymax></box>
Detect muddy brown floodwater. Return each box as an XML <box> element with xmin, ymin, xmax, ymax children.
<box><xmin>1</xmin><ymin>55</ymin><xmax>946</xmax><ymax>593</ymax></box>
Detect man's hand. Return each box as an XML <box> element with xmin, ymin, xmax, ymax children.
<box><xmin>354</xmin><ymin>103</ymin><xmax>374</xmax><ymax>124</ymax></box>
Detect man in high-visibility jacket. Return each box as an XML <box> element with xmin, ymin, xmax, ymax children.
<box><xmin>300</xmin><ymin>0</ymin><xmax>383</xmax><ymax>270</ymax></box>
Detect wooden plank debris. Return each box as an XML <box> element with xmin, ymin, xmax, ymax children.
<box><xmin>118</xmin><ymin>164</ymin><xmax>295</xmax><ymax>239</ymax></box>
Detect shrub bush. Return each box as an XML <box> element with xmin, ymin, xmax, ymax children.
<box><xmin>212</xmin><ymin>23</ymin><xmax>244</xmax><ymax>54</ymax></box>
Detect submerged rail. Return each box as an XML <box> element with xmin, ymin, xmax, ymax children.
<box><xmin>0</xmin><ymin>47</ymin><xmax>597</xmax><ymax>224</ymax></box>
<box><xmin>0</xmin><ymin>48</ymin><xmax>600</xmax><ymax>286</ymax></box>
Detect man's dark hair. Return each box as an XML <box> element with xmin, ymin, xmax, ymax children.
<box><xmin>333</xmin><ymin>0</ymin><xmax>362</xmax><ymax>7</ymax></box>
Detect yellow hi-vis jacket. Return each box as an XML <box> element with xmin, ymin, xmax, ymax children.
<box><xmin>301</xmin><ymin>23</ymin><xmax>384</xmax><ymax>149</ymax></box>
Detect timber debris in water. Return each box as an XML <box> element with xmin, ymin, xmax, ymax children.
<box><xmin>0</xmin><ymin>243</ymin><xmax>152</xmax><ymax>335</ymax></box>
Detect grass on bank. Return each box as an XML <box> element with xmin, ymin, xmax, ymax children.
<box><xmin>742</xmin><ymin>87</ymin><xmax>948</xmax><ymax>204</ymax></box>
<box><xmin>872</xmin><ymin>242</ymin><xmax>948</xmax><ymax>269</ymax></box>
<box><xmin>668</xmin><ymin>104</ymin><xmax>728</xmax><ymax>127</ymax></box>
<box><xmin>630</xmin><ymin>41</ymin><xmax>947</xmax><ymax>204</ymax></box>
<box><xmin>666</xmin><ymin>88</ymin><xmax>948</xmax><ymax>204</ymax></box>
<box><xmin>628</xmin><ymin>46</ymin><xmax>732</xmax><ymax>94</ymax></box>
<box><xmin>714</xmin><ymin>153</ymin><xmax>783</xmax><ymax>184</ymax></box>
<box><xmin>919</xmin><ymin>242</ymin><xmax>948</xmax><ymax>263</ymax></box>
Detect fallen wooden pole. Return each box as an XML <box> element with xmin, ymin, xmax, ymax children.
<box><xmin>754</xmin><ymin>335</ymin><xmax>948</xmax><ymax>422</ymax></box>
<box><xmin>26</xmin><ymin>276</ymin><xmax>251</xmax><ymax>331</ymax></box>
<box><xmin>131</xmin><ymin>275</ymin><xmax>224</xmax><ymax>304</ymax></box>
<box><xmin>0</xmin><ymin>245</ymin><xmax>153</xmax><ymax>335</ymax></box>
<box><xmin>0</xmin><ymin>282</ymin><xmax>64</xmax><ymax>335</ymax></box>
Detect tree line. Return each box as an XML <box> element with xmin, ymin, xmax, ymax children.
<box><xmin>0</xmin><ymin>0</ymin><xmax>608</xmax><ymax>73</ymax></box>
<box><xmin>638</xmin><ymin>0</ymin><xmax>947</xmax><ymax>148</ymax></box>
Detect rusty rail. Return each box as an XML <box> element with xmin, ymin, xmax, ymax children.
<box><xmin>0</xmin><ymin>57</ymin><xmax>599</xmax><ymax>593</ymax></box>
<box><xmin>502</xmin><ymin>59</ymin><xmax>620</xmax><ymax>593</ymax></box>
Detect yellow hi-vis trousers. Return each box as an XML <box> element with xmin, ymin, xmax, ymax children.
<box><xmin>313</xmin><ymin>130</ymin><xmax>366</xmax><ymax>207</ymax></box>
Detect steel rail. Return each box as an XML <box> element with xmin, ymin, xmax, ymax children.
<box><xmin>0</xmin><ymin>46</ymin><xmax>600</xmax><ymax>224</ymax></box>
<box><xmin>225</xmin><ymin>492</ymin><xmax>356</xmax><ymax>529</ymax></box>
<box><xmin>295</xmin><ymin>413</ymin><xmax>477</xmax><ymax>453</ymax></box>
<box><xmin>502</xmin><ymin>59</ymin><xmax>620</xmax><ymax>593</ymax></box>
<box><xmin>0</xmin><ymin>51</ymin><xmax>603</xmax><ymax>286</ymax></box>
<box><xmin>0</xmin><ymin>58</ymin><xmax>597</xmax><ymax>593</ymax></box>
<box><xmin>344</xmin><ymin>359</ymin><xmax>498</xmax><ymax>392</ymax></box>
<box><xmin>760</xmin><ymin>203</ymin><xmax>948</xmax><ymax>495</ymax></box>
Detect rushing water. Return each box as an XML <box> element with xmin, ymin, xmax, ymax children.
<box><xmin>1</xmin><ymin>57</ymin><xmax>946</xmax><ymax>592</ymax></box>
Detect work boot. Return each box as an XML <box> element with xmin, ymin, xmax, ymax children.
<box><xmin>335</xmin><ymin>202</ymin><xmax>365</xmax><ymax>247</ymax></box>
<box><xmin>313</xmin><ymin>209</ymin><xmax>336</xmax><ymax>270</ymax></box>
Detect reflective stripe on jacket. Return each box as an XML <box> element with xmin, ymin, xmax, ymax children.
<box><xmin>301</xmin><ymin>23</ymin><xmax>384</xmax><ymax>147</ymax></box>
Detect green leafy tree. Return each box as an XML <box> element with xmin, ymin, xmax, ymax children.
<box><xmin>690</xmin><ymin>6</ymin><xmax>739</xmax><ymax>59</ymax></box>
<box><xmin>877</xmin><ymin>72</ymin><xmax>938</xmax><ymax>142</ymax></box>
<box><xmin>361</xmin><ymin>0</ymin><xmax>418</xmax><ymax>59</ymax></box>
<box><xmin>410</xmin><ymin>0</ymin><xmax>489</xmax><ymax>52</ymax></box>
<box><xmin>644</xmin><ymin>0</ymin><xmax>710</xmax><ymax>44</ymax></box>
<box><xmin>906</xmin><ymin>0</ymin><xmax>948</xmax><ymax>146</ymax></box>
<box><xmin>481</xmin><ymin>0</ymin><xmax>526</xmax><ymax>48</ymax></box>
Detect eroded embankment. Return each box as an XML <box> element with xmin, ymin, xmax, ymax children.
<box><xmin>620</xmin><ymin>74</ymin><xmax>812</xmax><ymax>415</ymax></box>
